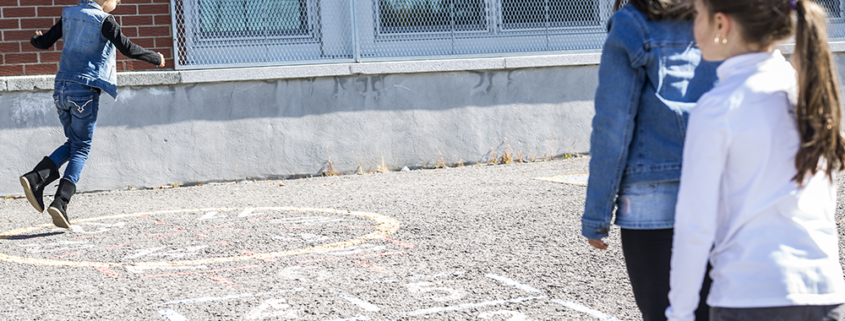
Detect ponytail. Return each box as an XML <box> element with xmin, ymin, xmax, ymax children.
<box><xmin>793</xmin><ymin>0</ymin><xmax>845</xmax><ymax>185</ymax></box>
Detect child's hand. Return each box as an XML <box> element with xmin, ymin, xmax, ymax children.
<box><xmin>34</xmin><ymin>30</ymin><xmax>43</xmax><ymax>36</ymax></box>
<box><xmin>157</xmin><ymin>52</ymin><xmax>165</xmax><ymax>67</ymax></box>
<box><xmin>588</xmin><ymin>239</ymin><xmax>608</xmax><ymax>250</ymax></box>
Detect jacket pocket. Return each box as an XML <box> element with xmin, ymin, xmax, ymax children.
<box><xmin>619</xmin><ymin>183</ymin><xmax>658</xmax><ymax>196</ymax></box>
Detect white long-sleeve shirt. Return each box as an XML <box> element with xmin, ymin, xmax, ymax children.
<box><xmin>666</xmin><ymin>50</ymin><xmax>845</xmax><ymax>321</ymax></box>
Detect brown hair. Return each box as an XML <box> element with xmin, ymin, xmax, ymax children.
<box><xmin>613</xmin><ymin>0</ymin><xmax>695</xmax><ymax>20</ymax></box>
<box><xmin>702</xmin><ymin>0</ymin><xmax>845</xmax><ymax>185</ymax></box>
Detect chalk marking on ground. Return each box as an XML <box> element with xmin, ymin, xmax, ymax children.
<box><xmin>550</xmin><ymin>299</ymin><xmax>623</xmax><ymax>321</ymax></box>
<box><xmin>237</xmin><ymin>209</ymin><xmax>256</xmax><ymax>217</ymax></box>
<box><xmin>103</xmin><ymin>243</ymin><xmax>131</xmax><ymax>249</ymax></box>
<box><xmin>239</xmin><ymin>250</ymin><xmax>276</xmax><ymax>262</ymax></box>
<box><xmin>354</xmin><ymin>251</ymin><xmax>406</xmax><ymax>258</ymax></box>
<box><xmin>399</xmin><ymin>296</ymin><xmax>546</xmax><ymax>317</ymax></box>
<box><xmin>0</xmin><ymin>207</ymin><xmax>401</xmax><ymax>267</ymax></box>
<box><xmin>485</xmin><ymin>274</ymin><xmax>542</xmax><ymax>294</ymax></box>
<box><xmin>381</xmin><ymin>237</ymin><xmax>417</xmax><ymax>248</ymax></box>
<box><xmin>534</xmin><ymin>174</ymin><xmax>589</xmax><ymax>186</ymax></box>
<box><xmin>206</xmin><ymin>274</ymin><xmax>238</xmax><ymax>287</ymax></box>
<box><xmin>159</xmin><ymin>309</ymin><xmax>189</xmax><ymax>321</ymax></box>
<box><xmin>154</xmin><ymin>288</ymin><xmax>305</xmax><ymax>306</ymax></box>
<box><xmin>198</xmin><ymin>211</ymin><xmax>222</xmax><ymax>220</ymax></box>
<box><xmin>353</xmin><ymin>260</ymin><xmax>389</xmax><ymax>273</ymax></box>
<box><xmin>94</xmin><ymin>266</ymin><xmax>120</xmax><ymax>277</ymax></box>
<box><xmin>336</xmin><ymin>292</ymin><xmax>381</xmax><ymax>311</ymax></box>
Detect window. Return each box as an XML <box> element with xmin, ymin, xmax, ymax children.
<box><xmin>377</xmin><ymin>0</ymin><xmax>488</xmax><ymax>33</ymax></box>
<box><xmin>174</xmin><ymin>0</ymin><xmax>613</xmax><ymax>69</ymax></box>
<box><xmin>501</xmin><ymin>0</ymin><xmax>599</xmax><ymax>30</ymax></box>
<box><xmin>819</xmin><ymin>0</ymin><xmax>843</xmax><ymax>18</ymax></box>
<box><xmin>198</xmin><ymin>0</ymin><xmax>311</xmax><ymax>38</ymax></box>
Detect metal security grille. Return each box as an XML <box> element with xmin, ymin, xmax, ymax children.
<box><xmin>171</xmin><ymin>0</ymin><xmax>845</xmax><ymax>70</ymax></box>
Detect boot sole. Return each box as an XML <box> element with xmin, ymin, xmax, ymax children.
<box><xmin>47</xmin><ymin>207</ymin><xmax>70</xmax><ymax>229</ymax></box>
<box><xmin>19</xmin><ymin>176</ymin><xmax>43</xmax><ymax>213</ymax></box>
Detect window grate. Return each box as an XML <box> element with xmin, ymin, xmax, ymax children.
<box><xmin>171</xmin><ymin>0</ymin><xmax>845</xmax><ymax>70</ymax></box>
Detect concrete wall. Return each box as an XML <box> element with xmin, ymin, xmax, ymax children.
<box><xmin>0</xmin><ymin>56</ymin><xmax>599</xmax><ymax>194</ymax></box>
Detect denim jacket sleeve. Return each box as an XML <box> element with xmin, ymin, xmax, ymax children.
<box><xmin>581</xmin><ymin>9</ymin><xmax>649</xmax><ymax>240</ymax></box>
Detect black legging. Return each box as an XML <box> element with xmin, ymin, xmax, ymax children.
<box><xmin>621</xmin><ymin>228</ymin><xmax>712</xmax><ymax>321</ymax></box>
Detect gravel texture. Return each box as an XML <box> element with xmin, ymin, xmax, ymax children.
<box><xmin>1</xmin><ymin>157</ymin><xmax>840</xmax><ymax>320</ymax></box>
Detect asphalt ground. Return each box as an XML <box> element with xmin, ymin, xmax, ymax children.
<box><xmin>0</xmin><ymin>156</ymin><xmax>842</xmax><ymax>321</ymax></box>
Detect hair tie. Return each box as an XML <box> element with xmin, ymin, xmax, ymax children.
<box><xmin>790</xmin><ymin>0</ymin><xmax>798</xmax><ymax>10</ymax></box>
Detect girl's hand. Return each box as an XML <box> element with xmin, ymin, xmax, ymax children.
<box><xmin>157</xmin><ymin>53</ymin><xmax>165</xmax><ymax>67</ymax></box>
<box><xmin>35</xmin><ymin>30</ymin><xmax>43</xmax><ymax>36</ymax></box>
<box><xmin>588</xmin><ymin>239</ymin><xmax>608</xmax><ymax>250</ymax></box>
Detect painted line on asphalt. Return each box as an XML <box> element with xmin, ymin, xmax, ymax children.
<box><xmin>159</xmin><ymin>309</ymin><xmax>189</xmax><ymax>321</ymax></box>
<box><xmin>399</xmin><ymin>296</ymin><xmax>546</xmax><ymax>317</ymax></box>
<box><xmin>484</xmin><ymin>273</ymin><xmax>542</xmax><ymax>294</ymax></box>
<box><xmin>325</xmin><ymin>317</ymin><xmax>370</xmax><ymax>321</ymax></box>
<box><xmin>336</xmin><ymin>292</ymin><xmax>381</xmax><ymax>312</ymax></box>
<box><xmin>0</xmin><ymin>207</ymin><xmax>402</xmax><ymax>267</ymax></box>
<box><xmin>551</xmin><ymin>299</ymin><xmax>622</xmax><ymax>321</ymax></box>
<box><xmin>534</xmin><ymin>174</ymin><xmax>589</xmax><ymax>186</ymax></box>
<box><xmin>154</xmin><ymin>288</ymin><xmax>306</xmax><ymax>306</ymax></box>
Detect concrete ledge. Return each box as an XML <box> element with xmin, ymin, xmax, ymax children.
<box><xmin>0</xmin><ymin>52</ymin><xmax>602</xmax><ymax>93</ymax></box>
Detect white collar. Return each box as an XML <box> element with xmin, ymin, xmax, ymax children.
<box><xmin>716</xmin><ymin>50</ymin><xmax>786</xmax><ymax>82</ymax></box>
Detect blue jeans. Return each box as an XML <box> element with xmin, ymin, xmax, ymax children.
<box><xmin>48</xmin><ymin>81</ymin><xmax>100</xmax><ymax>184</ymax></box>
<box><xmin>613</xmin><ymin>181</ymin><xmax>679</xmax><ymax>229</ymax></box>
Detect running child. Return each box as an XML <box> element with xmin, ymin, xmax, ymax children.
<box><xmin>19</xmin><ymin>0</ymin><xmax>164</xmax><ymax>228</ymax></box>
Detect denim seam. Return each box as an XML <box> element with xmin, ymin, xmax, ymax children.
<box><xmin>623</xmin><ymin>7</ymin><xmax>649</xmax><ymax>67</ymax></box>
<box><xmin>624</xmin><ymin>164</ymin><xmax>682</xmax><ymax>174</ymax></box>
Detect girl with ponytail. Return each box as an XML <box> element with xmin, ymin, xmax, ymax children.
<box><xmin>583</xmin><ymin>0</ymin><xmax>718</xmax><ymax>320</ymax></box>
<box><xmin>667</xmin><ymin>0</ymin><xmax>845</xmax><ymax>320</ymax></box>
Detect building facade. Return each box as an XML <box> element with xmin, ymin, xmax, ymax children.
<box><xmin>1</xmin><ymin>0</ymin><xmax>844</xmax><ymax>195</ymax></box>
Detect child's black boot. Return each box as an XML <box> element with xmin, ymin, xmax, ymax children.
<box><xmin>19</xmin><ymin>157</ymin><xmax>60</xmax><ymax>213</ymax></box>
<box><xmin>47</xmin><ymin>178</ymin><xmax>75</xmax><ymax>229</ymax></box>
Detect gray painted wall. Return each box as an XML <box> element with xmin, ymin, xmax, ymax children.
<box><xmin>0</xmin><ymin>64</ymin><xmax>598</xmax><ymax>194</ymax></box>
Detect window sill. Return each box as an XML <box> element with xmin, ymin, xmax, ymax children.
<box><xmin>0</xmin><ymin>51</ymin><xmax>602</xmax><ymax>93</ymax></box>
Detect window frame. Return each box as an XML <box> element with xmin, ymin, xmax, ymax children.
<box><xmin>496</xmin><ymin>0</ymin><xmax>604</xmax><ymax>33</ymax></box>
<box><xmin>184</xmin><ymin>0</ymin><xmax>322</xmax><ymax>44</ymax></box>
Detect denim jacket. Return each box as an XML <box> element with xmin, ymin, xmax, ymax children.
<box><xmin>581</xmin><ymin>5</ymin><xmax>720</xmax><ymax>240</ymax></box>
<box><xmin>56</xmin><ymin>0</ymin><xmax>118</xmax><ymax>98</ymax></box>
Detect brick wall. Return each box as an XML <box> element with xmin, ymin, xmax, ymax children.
<box><xmin>0</xmin><ymin>0</ymin><xmax>174</xmax><ymax>76</ymax></box>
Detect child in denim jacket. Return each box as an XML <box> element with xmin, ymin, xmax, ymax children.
<box><xmin>581</xmin><ymin>0</ymin><xmax>719</xmax><ymax>320</ymax></box>
<box><xmin>19</xmin><ymin>0</ymin><xmax>164</xmax><ymax>228</ymax></box>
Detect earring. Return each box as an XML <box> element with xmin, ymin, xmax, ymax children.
<box><xmin>714</xmin><ymin>36</ymin><xmax>721</xmax><ymax>44</ymax></box>
<box><xmin>722</xmin><ymin>36</ymin><xmax>727</xmax><ymax>44</ymax></box>
<box><xmin>714</xmin><ymin>35</ymin><xmax>727</xmax><ymax>44</ymax></box>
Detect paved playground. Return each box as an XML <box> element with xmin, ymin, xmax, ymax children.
<box><xmin>1</xmin><ymin>157</ymin><xmax>841</xmax><ymax>320</ymax></box>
